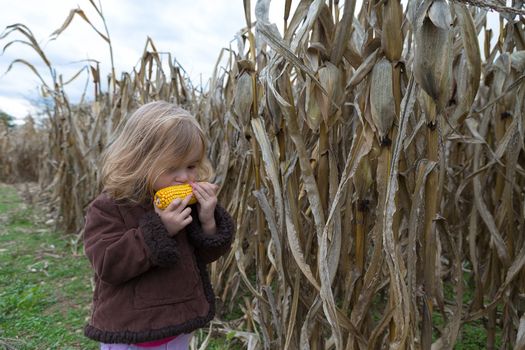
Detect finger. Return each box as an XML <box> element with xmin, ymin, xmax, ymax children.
<box><xmin>192</xmin><ymin>184</ymin><xmax>209</xmax><ymax>202</ymax></box>
<box><xmin>165</xmin><ymin>198</ymin><xmax>182</xmax><ymax>211</ymax></box>
<box><xmin>182</xmin><ymin>215</ymin><xmax>193</xmax><ymax>226</ymax></box>
<box><xmin>197</xmin><ymin>184</ymin><xmax>218</xmax><ymax>206</ymax></box>
<box><xmin>169</xmin><ymin>194</ymin><xmax>192</xmax><ymax>213</ymax></box>
<box><xmin>180</xmin><ymin>206</ymin><xmax>192</xmax><ymax>218</ymax></box>
<box><xmin>199</xmin><ymin>182</ymin><xmax>217</xmax><ymax>196</ymax></box>
<box><xmin>180</xmin><ymin>194</ymin><xmax>193</xmax><ymax>208</ymax></box>
<box><xmin>191</xmin><ymin>182</ymin><xmax>206</xmax><ymax>198</ymax></box>
<box><xmin>203</xmin><ymin>182</ymin><xmax>219</xmax><ymax>197</ymax></box>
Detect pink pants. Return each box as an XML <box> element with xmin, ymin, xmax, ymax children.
<box><xmin>100</xmin><ymin>333</ymin><xmax>192</xmax><ymax>350</ymax></box>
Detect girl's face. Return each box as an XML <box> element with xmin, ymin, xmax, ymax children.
<box><xmin>152</xmin><ymin>145</ymin><xmax>202</xmax><ymax>191</ymax></box>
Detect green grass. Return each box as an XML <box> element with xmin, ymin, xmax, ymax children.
<box><xmin>0</xmin><ymin>184</ymin><xmax>96</xmax><ymax>350</ymax></box>
<box><xmin>432</xmin><ymin>279</ymin><xmax>502</xmax><ymax>349</ymax></box>
<box><xmin>0</xmin><ymin>184</ymin><xmax>242</xmax><ymax>350</ymax></box>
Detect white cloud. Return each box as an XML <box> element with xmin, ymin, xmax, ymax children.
<box><xmin>1</xmin><ymin>0</ymin><xmax>264</xmax><ymax>121</ymax></box>
<box><xmin>0</xmin><ymin>95</ymin><xmax>39</xmax><ymax>122</ymax></box>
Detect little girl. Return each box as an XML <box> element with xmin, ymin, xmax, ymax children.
<box><xmin>82</xmin><ymin>101</ymin><xmax>235</xmax><ymax>349</ymax></box>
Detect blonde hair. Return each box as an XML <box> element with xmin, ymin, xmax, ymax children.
<box><xmin>100</xmin><ymin>101</ymin><xmax>213</xmax><ymax>204</ymax></box>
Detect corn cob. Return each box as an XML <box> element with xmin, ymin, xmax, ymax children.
<box><xmin>370</xmin><ymin>57</ymin><xmax>395</xmax><ymax>145</ymax></box>
<box><xmin>413</xmin><ymin>0</ymin><xmax>452</xmax><ymax>112</ymax></box>
<box><xmin>154</xmin><ymin>184</ymin><xmax>197</xmax><ymax>209</ymax></box>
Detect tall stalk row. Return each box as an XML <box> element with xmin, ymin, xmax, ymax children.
<box><xmin>1</xmin><ymin>0</ymin><xmax>524</xmax><ymax>348</ymax></box>
<box><xmin>206</xmin><ymin>0</ymin><xmax>525</xmax><ymax>348</ymax></box>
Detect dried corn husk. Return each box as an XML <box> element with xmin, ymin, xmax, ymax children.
<box><xmin>318</xmin><ymin>62</ymin><xmax>343</xmax><ymax>125</ymax></box>
<box><xmin>233</xmin><ymin>60</ymin><xmax>255</xmax><ymax>127</ymax></box>
<box><xmin>413</xmin><ymin>0</ymin><xmax>453</xmax><ymax>111</ymax></box>
<box><xmin>370</xmin><ymin>58</ymin><xmax>395</xmax><ymax>143</ymax></box>
<box><xmin>381</xmin><ymin>0</ymin><xmax>403</xmax><ymax>62</ymax></box>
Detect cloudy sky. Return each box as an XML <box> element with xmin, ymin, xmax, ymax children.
<box><xmin>1</xmin><ymin>1</ymin><xmax>499</xmax><ymax>123</ymax></box>
<box><xmin>0</xmin><ymin>0</ymin><xmax>289</xmax><ymax>122</ymax></box>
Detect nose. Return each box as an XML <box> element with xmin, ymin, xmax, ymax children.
<box><xmin>173</xmin><ymin>169</ymin><xmax>190</xmax><ymax>183</ymax></box>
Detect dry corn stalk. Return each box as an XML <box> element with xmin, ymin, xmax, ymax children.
<box><xmin>1</xmin><ymin>0</ymin><xmax>525</xmax><ymax>349</ymax></box>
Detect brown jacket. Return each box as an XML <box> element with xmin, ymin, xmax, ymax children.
<box><xmin>82</xmin><ymin>193</ymin><xmax>235</xmax><ymax>344</ymax></box>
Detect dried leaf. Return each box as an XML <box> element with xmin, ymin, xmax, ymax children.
<box><xmin>257</xmin><ymin>21</ymin><xmax>328</xmax><ymax>96</ymax></box>
<box><xmin>51</xmin><ymin>8</ymin><xmax>109</xmax><ymax>43</ymax></box>
<box><xmin>347</xmin><ymin>48</ymin><xmax>380</xmax><ymax>88</ymax></box>
<box><xmin>451</xmin><ymin>3</ymin><xmax>481</xmax><ymax>124</ymax></box>
<box><xmin>428</xmin><ymin>0</ymin><xmax>452</xmax><ymax>30</ymax></box>
<box><xmin>382</xmin><ymin>0</ymin><xmax>403</xmax><ymax>61</ymax></box>
<box><xmin>330</xmin><ymin>0</ymin><xmax>357</xmax><ymax>64</ymax></box>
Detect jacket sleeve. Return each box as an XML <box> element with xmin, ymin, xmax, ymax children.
<box><xmin>83</xmin><ymin>195</ymin><xmax>180</xmax><ymax>285</ymax></box>
<box><xmin>185</xmin><ymin>204</ymin><xmax>235</xmax><ymax>264</ymax></box>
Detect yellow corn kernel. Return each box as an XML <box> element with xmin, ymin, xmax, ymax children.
<box><xmin>154</xmin><ymin>184</ymin><xmax>197</xmax><ymax>209</ymax></box>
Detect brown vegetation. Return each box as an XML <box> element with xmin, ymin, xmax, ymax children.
<box><xmin>1</xmin><ymin>0</ymin><xmax>525</xmax><ymax>348</ymax></box>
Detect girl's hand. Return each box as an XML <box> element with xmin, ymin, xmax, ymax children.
<box><xmin>154</xmin><ymin>194</ymin><xmax>193</xmax><ymax>236</ymax></box>
<box><xmin>191</xmin><ymin>182</ymin><xmax>218</xmax><ymax>234</ymax></box>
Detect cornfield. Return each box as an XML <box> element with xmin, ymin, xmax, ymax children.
<box><xmin>0</xmin><ymin>116</ymin><xmax>42</xmax><ymax>183</ymax></box>
<box><xmin>1</xmin><ymin>0</ymin><xmax>525</xmax><ymax>349</ymax></box>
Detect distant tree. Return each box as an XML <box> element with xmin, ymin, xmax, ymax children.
<box><xmin>0</xmin><ymin>111</ymin><xmax>15</xmax><ymax>129</ymax></box>
<box><xmin>27</xmin><ymin>92</ymin><xmax>54</xmax><ymax>127</ymax></box>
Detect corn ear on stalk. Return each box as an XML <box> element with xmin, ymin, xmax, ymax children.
<box><xmin>381</xmin><ymin>0</ymin><xmax>403</xmax><ymax>62</ymax></box>
<box><xmin>413</xmin><ymin>0</ymin><xmax>452</xmax><ymax>112</ymax></box>
<box><xmin>154</xmin><ymin>184</ymin><xmax>197</xmax><ymax>209</ymax></box>
<box><xmin>370</xmin><ymin>58</ymin><xmax>395</xmax><ymax>145</ymax></box>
